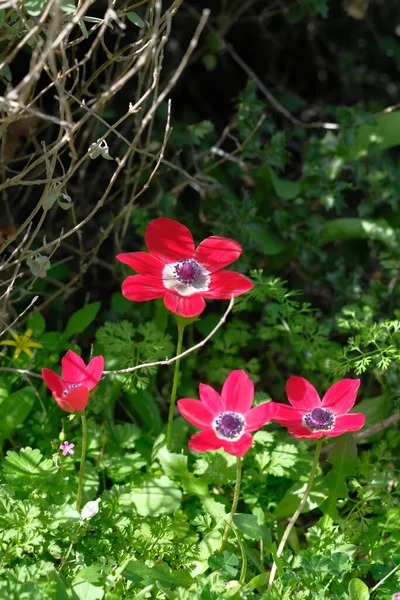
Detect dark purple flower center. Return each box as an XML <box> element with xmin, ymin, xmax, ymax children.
<box><xmin>303</xmin><ymin>407</ymin><xmax>335</xmax><ymax>431</ymax></box>
<box><xmin>63</xmin><ymin>383</ymin><xmax>80</xmax><ymax>397</ymax></box>
<box><xmin>213</xmin><ymin>411</ymin><xmax>246</xmax><ymax>440</ymax></box>
<box><xmin>174</xmin><ymin>259</ymin><xmax>202</xmax><ymax>285</ymax></box>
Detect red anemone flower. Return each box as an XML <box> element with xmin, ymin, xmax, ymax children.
<box><xmin>116</xmin><ymin>218</ymin><xmax>253</xmax><ymax>318</ymax></box>
<box><xmin>272</xmin><ymin>376</ymin><xmax>365</xmax><ymax>439</ymax></box>
<box><xmin>42</xmin><ymin>350</ymin><xmax>104</xmax><ymax>413</ymax></box>
<box><xmin>177</xmin><ymin>370</ymin><xmax>278</xmax><ymax>457</ymax></box>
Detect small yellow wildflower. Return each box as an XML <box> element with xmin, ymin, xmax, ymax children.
<box><xmin>0</xmin><ymin>328</ymin><xmax>43</xmax><ymax>359</ymax></box>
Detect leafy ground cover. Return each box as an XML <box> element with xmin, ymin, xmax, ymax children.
<box><xmin>1</xmin><ymin>0</ymin><xmax>400</xmax><ymax>598</ymax></box>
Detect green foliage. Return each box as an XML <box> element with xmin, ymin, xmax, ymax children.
<box><xmin>63</xmin><ymin>302</ymin><xmax>101</xmax><ymax>340</ymax></box>
<box><xmin>96</xmin><ymin>320</ymin><xmax>173</xmax><ymax>392</ymax></box>
<box><xmin>0</xmin><ymin>387</ymin><xmax>36</xmax><ymax>442</ymax></box>
<box><xmin>320</xmin><ymin>434</ymin><xmax>359</xmax><ymax>522</ymax></box>
<box><xmin>2</xmin><ymin>0</ymin><xmax>400</xmax><ymax>597</ymax></box>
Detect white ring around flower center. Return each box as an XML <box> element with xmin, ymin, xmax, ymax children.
<box><xmin>162</xmin><ymin>260</ymin><xmax>210</xmax><ymax>296</ymax></box>
<box><xmin>212</xmin><ymin>411</ymin><xmax>246</xmax><ymax>441</ymax></box>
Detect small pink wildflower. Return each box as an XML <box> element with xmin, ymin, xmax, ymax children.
<box><xmin>393</xmin><ymin>594</ymin><xmax>400</xmax><ymax>600</ymax></box>
<box><xmin>60</xmin><ymin>441</ymin><xmax>75</xmax><ymax>456</ymax></box>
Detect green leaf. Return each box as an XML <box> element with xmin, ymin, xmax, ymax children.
<box><xmin>63</xmin><ymin>302</ymin><xmax>101</xmax><ymax>339</ymax></box>
<box><xmin>71</xmin><ymin>579</ymin><xmax>104</xmax><ymax>600</ymax></box>
<box><xmin>208</xmin><ymin>551</ymin><xmax>238</xmax><ymax>579</ymax></box>
<box><xmin>351</xmin><ymin>395</ymin><xmax>390</xmax><ymax>439</ymax></box>
<box><xmin>60</xmin><ymin>0</ymin><xmax>75</xmax><ymax>13</ymax></box>
<box><xmin>190</xmin><ymin>528</ymin><xmax>223</xmax><ymax>577</ymax></box>
<box><xmin>157</xmin><ymin>444</ymin><xmax>189</xmax><ymax>477</ymax></box>
<box><xmin>3</xmin><ymin>447</ymin><xmax>57</xmax><ymax>489</ymax></box>
<box><xmin>249</xmin><ymin>222</ymin><xmax>285</xmax><ymax>256</ymax></box>
<box><xmin>40</xmin><ymin>331</ymin><xmax>63</xmax><ymax>352</ymax></box>
<box><xmin>24</xmin><ymin>0</ymin><xmax>46</xmax><ymax>16</ymax></box>
<box><xmin>320</xmin><ymin>218</ymin><xmax>397</xmax><ymax>249</ymax></box>
<box><xmin>342</xmin><ymin>111</ymin><xmax>400</xmax><ymax>159</ymax></box>
<box><xmin>126</xmin><ymin>12</ymin><xmax>145</xmax><ymax>27</ymax></box>
<box><xmin>0</xmin><ymin>387</ymin><xmax>36</xmax><ymax>440</ymax></box>
<box><xmin>0</xmin><ymin>63</ymin><xmax>12</xmax><ymax>83</ymax></box>
<box><xmin>126</xmin><ymin>388</ymin><xmax>162</xmax><ymax>432</ymax></box>
<box><xmin>193</xmin><ymin>450</ymin><xmax>236</xmax><ymax>485</ymax></box>
<box><xmin>27</xmin><ymin>311</ymin><xmax>46</xmax><ymax>337</ymax></box>
<box><xmin>348</xmin><ymin>578</ymin><xmax>370</xmax><ymax>600</ymax></box>
<box><xmin>269</xmin><ymin>168</ymin><xmax>301</xmax><ymax>199</ymax></box>
<box><xmin>123</xmin><ymin>561</ymin><xmax>192</xmax><ymax>588</ymax></box>
<box><xmin>320</xmin><ymin>434</ymin><xmax>358</xmax><ymax>522</ymax></box>
<box><xmin>233</xmin><ymin>513</ymin><xmax>271</xmax><ymax>544</ymax></box>
<box><xmin>274</xmin><ymin>472</ymin><xmax>328</xmax><ymax>519</ymax></box>
<box><xmin>129</xmin><ymin>476</ymin><xmax>182</xmax><ymax>516</ymax></box>
<box><xmin>105</xmin><ymin>452</ymin><xmax>146</xmax><ymax>482</ymax></box>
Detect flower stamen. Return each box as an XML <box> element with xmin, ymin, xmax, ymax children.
<box><xmin>212</xmin><ymin>411</ymin><xmax>246</xmax><ymax>441</ymax></box>
<box><xmin>174</xmin><ymin>259</ymin><xmax>202</xmax><ymax>285</ymax></box>
<box><xmin>303</xmin><ymin>407</ymin><xmax>335</xmax><ymax>432</ymax></box>
<box><xmin>63</xmin><ymin>383</ymin><xmax>80</xmax><ymax>397</ymax></box>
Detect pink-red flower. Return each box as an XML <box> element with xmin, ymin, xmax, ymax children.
<box><xmin>42</xmin><ymin>350</ymin><xmax>104</xmax><ymax>413</ymax></box>
<box><xmin>60</xmin><ymin>441</ymin><xmax>75</xmax><ymax>456</ymax></box>
<box><xmin>117</xmin><ymin>217</ymin><xmax>253</xmax><ymax>318</ymax></box>
<box><xmin>272</xmin><ymin>376</ymin><xmax>365</xmax><ymax>439</ymax></box>
<box><xmin>177</xmin><ymin>370</ymin><xmax>278</xmax><ymax>456</ymax></box>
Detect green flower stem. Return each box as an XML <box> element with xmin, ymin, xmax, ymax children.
<box><xmin>268</xmin><ymin>437</ymin><xmax>323</xmax><ymax>589</ymax></box>
<box><xmin>166</xmin><ymin>322</ymin><xmax>185</xmax><ymax>451</ymax></box>
<box><xmin>220</xmin><ymin>456</ymin><xmax>242</xmax><ymax>552</ymax></box>
<box><xmin>76</xmin><ymin>412</ymin><xmax>88</xmax><ymax>512</ymax></box>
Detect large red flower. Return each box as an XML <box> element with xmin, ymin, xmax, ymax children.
<box><xmin>177</xmin><ymin>370</ymin><xmax>278</xmax><ymax>456</ymax></box>
<box><xmin>42</xmin><ymin>350</ymin><xmax>104</xmax><ymax>413</ymax></box>
<box><xmin>116</xmin><ymin>218</ymin><xmax>253</xmax><ymax>317</ymax></box>
<box><xmin>272</xmin><ymin>376</ymin><xmax>365</xmax><ymax>439</ymax></box>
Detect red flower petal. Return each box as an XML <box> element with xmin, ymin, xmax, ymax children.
<box><xmin>62</xmin><ymin>350</ymin><xmax>87</xmax><ymax>385</ymax></box>
<box><xmin>286</xmin><ymin>424</ymin><xmax>324</xmax><ymax>439</ymax></box>
<box><xmin>42</xmin><ymin>368</ymin><xmax>65</xmax><ymax>395</ymax></box>
<box><xmin>321</xmin><ymin>379</ymin><xmax>360</xmax><ymax>415</ymax></box>
<box><xmin>177</xmin><ymin>399</ymin><xmax>213</xmax><ymax>428</ymax></box>
<box><xmin>199</xmin><ymin>383</ymin><xmax>225</xmax><ymax>416</ymax></box>
<box><xmin>61</xmin><ymin>386</ymin><xmax>89</xmax><ymax>412</ymax></box>
<box><xmin>188</xmin><ymin>429</ymin><xmax>253</xmax><ymax>456</ymax></box>
<box><xmin>116</xmin><ymin>252</ymin><xmax>164</xmax><ymax>277</ymax></box>
<box><xmin>245</xmin><ymin>402</ymin><xmax>278</xmax><ymax>432</ymax></box>
<box><xmin>203</xmin><ymin>271</ymin><xmax>254</xmax><ymax>299</ymax></box>
<box><xmin>53</xmin><ymin>393</ymin><xmax>76</xmax><ymax>413</ymax></box>
<box><xmin>326</xmin><ymin>413</ymin><xmax>365</xmax><ymax>436</ymax></box>
<box><xmin>82</xmin><ymin>355</ymin><xmax>104</xmax><ymax>391</ymax></box>
<box><xmin>121</xmin><ymin>275</ymin><xmax>165</xmax><ymax>301</ymax></box>
<box><xmin>220</xmin><ymin>433</ymin><xmax>253</xmax><ymax>456</ymax></box>
<box><xmin>286</xmin><ymin>376</ymin><xmax>321</xmax><ymax>411</ymax></box>
<box><xmin>163</xmin><ymin>290</ymin><xmax>205</xmax><ymax>317</ymax></box>
<box><xmin>188</xmin><ymin>429</ymin><xmax>225</xmax><ymax>452</ymax></box>
<box><xmin>271</xmin><ymin>403</ymin><xmax>304</xmax><ymax>423</ymax></box>
<box><xmin>194</xmin><ymin>236</ymin><xmax>242</xmax><ymax>272</ymax></box>
<box><xmin>221</xmin><ymin>370</ymin><xmax>254</xmax><ymax>414</ymax></box>
<box><xmin>145</xmin><ymin>218</ymin><xmax>194</xmax><ymax>264</ymax></box>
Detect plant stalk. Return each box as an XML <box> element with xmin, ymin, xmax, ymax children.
<box><xmin>76</xmin><ymin>412</ymin><xmax>88</xmax><ymax>512</ymax></box>
<box><xmin>268</xmin><ymin>437</ymin><xmax>323</xmax><ymax>589</ymax></box>
<box><xmin>166</xmin><ymin>322</ymin><xmax>185</xmax><ymax>450</ymax></box>
<box><xmin>220</xmin><ymin>456</ymin><xmax>242</xmax><ymax>552</ymax></box>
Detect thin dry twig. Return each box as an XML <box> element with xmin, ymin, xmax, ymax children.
<box><xmin>104</xmin><ymin>296</ymin><xmax>235</xmax><ymax>375</ymax></box>
<box><xmin>0</xmin><ymin>367</ymin><xmax>43</xmax><ymax>380</ymax></box>
<box><xmin>0</xmin><ymin>297</ymin><xmax>235</xmax><ymax>381</ymax></box>
<box><xmin>0</xmin><ymin>295</ymin><xmax>38</xmax><ymax>338</ymax></box>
